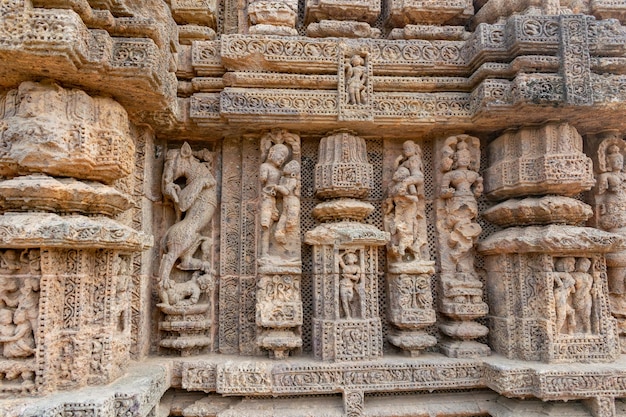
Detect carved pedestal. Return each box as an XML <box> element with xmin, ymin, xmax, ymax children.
<box><xmin>387</xmin><ymin>262</ymin><xmax>436</xmax><ymax>357</ymax></box>
<box><xmin>0</xmin><ymin>82</ymin><xmax>148</xmax><ymax>393</ymax></box>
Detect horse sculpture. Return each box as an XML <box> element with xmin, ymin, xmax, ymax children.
<box><xmin>158</xmin><ymin>142</ymin><xmax>217</xmax><ymax>293</ymax></box>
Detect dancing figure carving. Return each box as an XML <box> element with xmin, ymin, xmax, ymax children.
<box><xmin>158</xmin><ymin>143</ymin><xmax>217</xmax><ymax>293</ymax></box>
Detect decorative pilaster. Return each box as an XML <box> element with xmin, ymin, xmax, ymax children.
<box><xmin>305</xmin><ymin>130</ymin><xmax>389</xmax><ymax>362</ymax></box>
<box><xmin>0</xmin><ymin>81</ymin><xmax>148</xmax><ymax>393</ymax></box>
<box><xmin>480</xmin><ymin>122</ymin><xmax>620</xmax><ymax>363</ymax></box>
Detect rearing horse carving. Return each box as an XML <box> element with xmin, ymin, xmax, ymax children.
<box><xmin>159</xmin><ymin>142</ymin><xmax>217</xmax><ymax>289</ymax></box>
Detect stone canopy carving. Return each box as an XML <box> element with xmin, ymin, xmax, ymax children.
<box><xmin>5</xmin><ymin>1</ymin><xmax>626</xmax><ymax>416</ymax></box>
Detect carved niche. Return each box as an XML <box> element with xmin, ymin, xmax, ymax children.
<box><xmin>157</xmin><ymin>142</ymin><xmax>218</xmax><ymax>356</ymax></box>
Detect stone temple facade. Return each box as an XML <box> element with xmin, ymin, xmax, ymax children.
<box><xmin>4</xmin><ymin>0</ymin><xmax>626</xmax><ymax>416</ymax></box>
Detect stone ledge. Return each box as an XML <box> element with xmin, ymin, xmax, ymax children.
<box><xmin>175</xmin><ymin>353</ymin><xmax>626</xmax><ymax>401</ymax></box>
<box><xmin>0</xmin><ymin>362</ymin><xmax>168</xmax><ymax>417</ymax></box>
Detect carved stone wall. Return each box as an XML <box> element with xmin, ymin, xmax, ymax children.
<box><xmin>4</xmin><ymin>0</ymin><xmax>626</xmax><ymax>416</ymax></box>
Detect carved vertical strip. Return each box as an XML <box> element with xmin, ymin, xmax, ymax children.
<box><xmin>344</xmin><ymin>390</ymin><xmax>365</xmax><ymax>417</ymax></box>
<box><xmin>584</xmin><ymin>396</ymin><xmax>616</xmax><ymax>417</ymax></box>
<box><xmin>220</xmin><ymin>136</ymin><xmax>243</xmax><ymax>353</ymax></box>
<box><xmin>130</xmin><ymin>129</ymin><xmax>147</xmax><ymax>358</ymax></box>
<box><xmin>560</xmin><ymin>15</ymin><xmax>592</xmax><ymax>106</ymax></box>
<box><xmin>238</xmin><ymin>136</ymin><xmax>260</xmax><ymax>355</ymax></box>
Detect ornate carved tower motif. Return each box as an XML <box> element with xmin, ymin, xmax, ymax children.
<box><xmin>434</xmin><ymin>134</ymin><xmax>490</xmax><ymax>358</ymax></box>
<box><xmin>480</xmin><ymin>122</ymin><xmax>620</xmax><ymax>363</ymax></box>
<box><xmin>256</xmin><ymin>129</ymin><xmax>303</xmax><ymax>358</ymax></box>
<box><xmin>384</xmin><ymin>140</ymin><xmax>436</xmax><ymax>356</ymax></box>
<box><xmin>305</xmin><ymin>130</ymin><xmax>389</xmax><ymax>361</ymax></box>
<box><xmin>0</xmin><ymin>81</ymin><xmax>147</xmax><ymax>394</ymax></box>
<box><xmin>157</xmin><ymin>142</ymin><xmax>217</xmax><ymax>356</ymax></box>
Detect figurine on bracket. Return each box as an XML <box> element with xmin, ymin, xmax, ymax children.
<box><xmin>596</xmin><ymin>139</ymin><xmax>626</xmax><ymax>231</ymax></box>
<box><xmin>258</xmin><ymin>129</ymin><xmax>301</xmax><ymax>266</ymax></box>
<box><xmin>346</xmin><ymin>55</ymin><xmax>367</xmax><ymax>106</ymax></box>
<box><xmin>339</xmin><ymin>250</ymin><xmax>362</xmax><ymax>319</ymax></box>
<box><xmin>158</xmin><ymin>142</ymin><xmax>217</xmax><ymax>295</ymax></box>
<box><xmin>572</xmin><ymin>257</ymin><xmax>595</xmax><ymax>335</ymax></box>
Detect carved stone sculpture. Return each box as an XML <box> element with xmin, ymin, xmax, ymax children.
<box><xmin>6</xmin><ymin>0</ymin><xmax>626</xmax><ymax>414</ymax></box>
<box><xmin>256</xmin><ymin>129</ymin><xmax>302</xmax><ymax>358</ymax></box>
<box><xmin>434</xmin><ymin>134</ymin><xmax>490</xmax><ymax>358</ymax></box>
<box><xmin>384</xmin><ymin>141</ymin><xmax>436</xmax><ymax>356</ymax></box>
<box><xmin>158</xmin><ymin>142</ymin><xmax>217</xmax><ymax>356</ymax></box>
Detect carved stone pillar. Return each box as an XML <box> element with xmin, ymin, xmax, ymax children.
<box><xmin>384</xmin><ymin>140</ymin><xmax>436</xmax><ymax>356</ymax></box>
<box><xmin>433</xmin><ymin>134</ymin><xmax>490</xmax><ymax>358</ymax></box>
<box><xmin>0</xmin><ymin>81</ymin><xmax>148</xmax><ymax>393</ymax></box>
<box><xmin>256</xmin><ymin>129</ymin><xmax>303</xmax><ymax>358</ymax></box>
<box><xmin>480</xmin><ymin>122</ymin><xmax>621</xmax><ymax>363</ymax></box>
<box><xmin>157</xmin><ymin>142</ymin><xmax>217</xmax><ymax>356</ymax></box>
<box><xmin>305</xmin><ymin>130</ymin><xmax>389</xmax><ymax>361</ymax></box>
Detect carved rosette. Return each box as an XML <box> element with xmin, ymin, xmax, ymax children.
<box><xmin>157</xmin><ymin>143</ymin><xmax>217</xmax><ymax>357</ymax></box>
<box><xmin>256</xmin><ymin>129</ymin><xmax>302</xmax><ymax>358</ymax></box>
<box><xmin>434</xmin><ymin>134</ymin><xmax>490</xmax><ymax>358</ymax></box>
<box><xmin>0</xmin><ymin>81</ymin><xmax>147</xmax><ymax>393</ymax></box>
<box><xmin>306</xmin><ymin>131</ymin><xmax>389</xmax><ymax>362</ymax></box>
